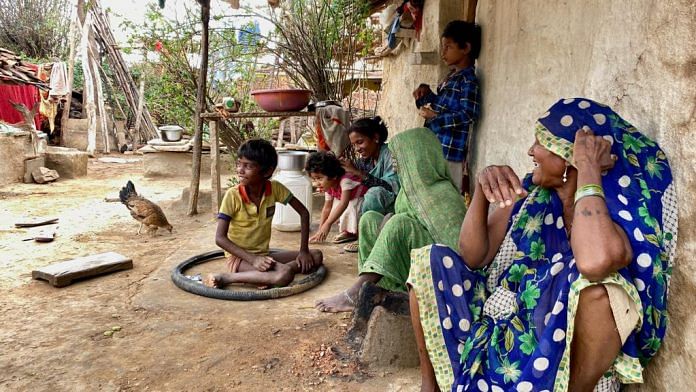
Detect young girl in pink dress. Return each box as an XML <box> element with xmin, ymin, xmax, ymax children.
<box><xmin>305</xmin><ymin>151</ymin><xmax>367</xmax><ymax>244</ymax></box>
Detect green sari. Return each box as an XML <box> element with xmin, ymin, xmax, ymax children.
<box><xmin>357</xmin><ymin>127</ymin><xmax>467</xmax><ymax>292</ymax></box>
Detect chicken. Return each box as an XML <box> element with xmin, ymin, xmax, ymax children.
<box><xmin>119</xmin><ymin>180</ymin><xmax>173</xmax><ymax>235</ymax></box>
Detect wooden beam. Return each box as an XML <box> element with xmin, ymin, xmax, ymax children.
<box><xmin>209</xmin><ymin>120</ymin><xmax>221</xmax><ymax>214</ymax></box>
<box><xmin>188</xmin><ymin>0</ymin><xmax>211</xmax><ymax>216</ymax></box>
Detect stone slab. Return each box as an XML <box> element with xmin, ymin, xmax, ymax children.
<box><xmin>32</xmin><ymin>251</ymin><xmax>133</xmax><ymax>287</ymax></box>
<box><xmin>24</xmin><ymin>156</ymin><xmax>45</xmax><ymax>183</ymax></box>
<box><xmin>44</xmin><ymin>146</ymin><xmax>88</xmax><ymax>179</ymax></box>
<box><xmin>142</xmin><ymin>151</ymin><xmax>231</xmax><ymax>178</ymax></box>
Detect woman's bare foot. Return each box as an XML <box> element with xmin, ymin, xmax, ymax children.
<box><xmin>315</xmin><ymin>290</ymin><xmax>356</xmax><ymax>313</ymax></box>
<box><xmin>203</xmin><ymin>273</ymin><xmax>224</xmax><ymax>288</ymax></box>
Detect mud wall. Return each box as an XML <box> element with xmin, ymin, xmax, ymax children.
<box><xmin>377</xmin><ymin>0</ymin><xmax>467</xmax><ymax>133</ymax></box>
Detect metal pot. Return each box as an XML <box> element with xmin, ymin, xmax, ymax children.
<box><xmin>159</xmin><ymin>125</ymin><xmax>183</xmax><ymax>142</ymax></box>
<box><xmin>277</xmin><ymin>151</ymin><xmax>307</xmax><ymax>171</ymax></box>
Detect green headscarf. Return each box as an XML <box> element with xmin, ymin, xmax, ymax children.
<box><xmin>388</xmin><ymin>128</ymin><xmax>467</xmax><ymax>249</ymax></box>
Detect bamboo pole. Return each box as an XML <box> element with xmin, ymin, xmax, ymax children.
<box><xmin>89</xmin><ymin>1</ymin><xmax>158</xmax><ymax>140</ymax></box>
<box><xmin>133</xmin><ymin>80</ymin><xmax>145</xmax><ymax>146</ymax></box>
<box><xmin>59</xmin><ymin>7</ymin><xmax>78</xmax><ymax>146</ymax></box>
<box><xmin>188</xmin><ymin>0</ymin><xmax>211</xmax><ymax>216</ymax></box>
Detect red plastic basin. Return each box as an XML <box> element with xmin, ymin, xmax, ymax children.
<box><xmin>250</xmin><ymin>89</ymin><xmax>312</xmax><ymax>112</ymax></box>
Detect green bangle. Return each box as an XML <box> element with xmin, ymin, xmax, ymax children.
<box><xmin>574</xmin><ymin>184</ymin><xmax>605</xmax><ymax>204</ymax></box>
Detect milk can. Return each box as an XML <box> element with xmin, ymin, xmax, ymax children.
<box><xmin>272</xmin><ymin>151</ymin><xmax>313</xmax><ymax>231</ymax></box>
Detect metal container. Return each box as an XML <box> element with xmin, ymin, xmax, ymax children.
<box><xmin>277</xmin><ymin>151</ymin><xmax>307</xmax><ymax>171</ymax></box>
<box><xmin>159</xmin><ymin>125</ymin><xmax>183</xmax><ymax>142</ymax></box>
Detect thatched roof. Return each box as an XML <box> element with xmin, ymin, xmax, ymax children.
<box><xmin>0</xmin><ymin>48</ymin><xmax>48</xmax><ymax>89</ymax></box>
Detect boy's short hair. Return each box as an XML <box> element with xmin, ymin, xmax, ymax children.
<box><xmin>442</xmin><ymin>20</ymin><xmax>482</xmax><ymax>60</ymax></box>
<box><xmin>305</xmin><ymin>151</ymin><xmax>345</xmax><ymax>179</ymax></box>
<box><xmin>238</xmin><ymin>139</ymin><xmax>278</xmax><ymax>174</ymax></box>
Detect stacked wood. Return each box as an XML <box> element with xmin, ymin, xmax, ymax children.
<box><xmin>88</xmin><ymin>2</ymin><xmax>158</xmax><ymax>141</ymax></box>
<box><xmin>0</xmin><ymin>48</ymin><xmax>48</xmax><ymax>89</ymax></box>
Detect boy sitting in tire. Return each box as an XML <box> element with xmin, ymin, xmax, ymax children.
<box><xmin>204</xmin><ymin>139</ymin><xmax>323</xmax><ymax>288</ymax></box>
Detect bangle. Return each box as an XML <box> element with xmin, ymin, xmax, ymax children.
<box><xmin>574</xmin><ymin>184</ymin><xmax>605</xmax><ymax>204</ymax></box>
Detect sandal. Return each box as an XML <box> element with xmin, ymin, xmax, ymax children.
<box><xmin>343</xmin><ymin>243</ymin><xmax>359</xmax><ymax>253</ymax></box>
<box><xmin>332</xmin><ymin>231</ymin><xmax>357</xmax><ymax>244</ymax></box>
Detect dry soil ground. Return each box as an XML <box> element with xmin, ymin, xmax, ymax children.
<box><xmin>0</xmin><ymin>157</ymin><xmax>419</xmax><ymax>391</ymax></box>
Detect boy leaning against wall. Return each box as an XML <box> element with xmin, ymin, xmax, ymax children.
<box><xmin>413</xmin><ymin>20</ymin><xmax>481</xmax><ymax>193</ymax></box>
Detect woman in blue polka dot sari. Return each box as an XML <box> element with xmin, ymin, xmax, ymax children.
<box><xmin>407</xmin><ymin>98</ymin><xmax>678</xmax><ymax>392</ymax></box>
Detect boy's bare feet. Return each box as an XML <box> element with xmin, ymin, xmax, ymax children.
<box><xmin>315</xmin><ymin>290</ymin><xmax>355</xmax><ymax>313</ymax></box>
<box><xmin>203</xmin><ymin>273</ymin><xmax>224</xmax><ymax>288</ymax></box>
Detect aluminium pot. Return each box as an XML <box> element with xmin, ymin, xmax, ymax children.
<box><xmin>277</xmin><ymin>151</ymin><xmax>307</xmax><ymax>171</ymax></box>
<box><xmin>159</xmin><ymin>125</ymin><xmax>183</xmax><ymax>142</ymax></box>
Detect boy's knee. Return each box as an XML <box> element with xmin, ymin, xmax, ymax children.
<box><xmin>310</xmin><ymin>249</ymin><xmax>323</xmax><ymax>264</ymax></box>
<box><xmin>272</xmin><ymin>267</ymin><xmax>294</xmax><ymax>287</ymax></box>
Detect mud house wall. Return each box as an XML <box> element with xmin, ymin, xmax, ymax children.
<box><xmin>378</xmin><ymin>0</ymin><xmax>695</xmax><ymax>389</ymax></box>
<box><xmin>471</xmin><ymin>1</ymin><xmax>694</xmax><ymax>390</ymax></box>
<box><xmin>377</xmin><ymin>0</ymin><xmax>467</xmax><ymax>134</ymax></box>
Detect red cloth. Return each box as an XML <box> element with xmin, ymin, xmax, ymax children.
<box><xmin>0</xmin><ymin>84</ymin><xmax>41</xmax><ymax>129</ymax></box>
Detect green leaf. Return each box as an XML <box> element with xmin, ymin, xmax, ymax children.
<box><xmin>645</xmin><ymin>156</ymin><xmax>664</xmax><ymax>179</ymax></box>
<box><xmin>511</xmin><ymin>317</ymin><xmax>525</xmax><ymax>332</ymax></box>
<box><xmin>504</xmin><ymin>328</ymin><xmax>515</xmax><ymax>352</ymax></box>
<box><xmin>529</xmin><ymin>239</ymin><xmax>546</xmax><ymax>261</ymax></box>
<box><xmin>520</xmin><ymin>281</ymin><xmax>541</xmax><ymax>309</ymax></box>
<box><xmin>507</xmin><ymin>264</ymin><xmax>527</xmax><ymax>283</ymax></box>
<box><xmin>645</xmin><ymin>234</ymin><xmax>660</xmax><ymax>247</ymax></box>
<box><xmin>627</xmin><ymin>154</ymin><xmax>640</xmax><ymax>167</ymax></box>
<box><xmin>518</xmin><ymin>331</ymin><xmax>537</xmax><ymax>355</ymax></box>
<box><xmin>623</xmin><ymin>133</ymin><xmax>647</xmax><ymax>153</ymax></box>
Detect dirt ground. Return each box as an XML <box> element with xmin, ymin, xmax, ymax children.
<box><xmin>0</xmin><ymin>156</ymin><xmax>419</xmax><ymax>391</ymax></box>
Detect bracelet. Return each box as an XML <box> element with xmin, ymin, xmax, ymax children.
<box><xmin>574</xmin><ymin>184</ymin><xmax>605</xmax><ymax>204</ymax></box>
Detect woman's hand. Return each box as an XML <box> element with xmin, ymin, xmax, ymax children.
<box><xmin>309</xmin><ymin>226</ymin><xmax>330</xmax><ymax>243</ymax></box>
<box><xmin>477</xmin><ymin>165</ymin><xmax>527</xmax><ymax>208</ymax></box>
<box><xmin>573</xmin><ymin>126</ymin><xmax>617</xmax><ymax>173</ymax></box>
<box><xmin>339</xmin><ymin>157</ymin><xmax>361</xmax><ymax>177</ymax></box>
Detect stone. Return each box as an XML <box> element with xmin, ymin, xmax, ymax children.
<box><xmin>44</xmin><ymin>147</ymin><xmax>88</xmax><ymax>179</ymax></box>
<box><xmin>358</xmin><ymin>306</ymin><xmax>419</xmax><ymax>368</ymax></box>
<box><xmin>24</xmin><ymin>156</ymin><xmax>45</xmax><ymax>183</ymax></box>
<box><xmin>62</xmin><ymin>118</ymin><xmax>117</xmax><ymax>151</ymax></box>
<box><xmin>173</xmin><ymin>186</ymin><xmax>214</xmax><ymax>213</ymax></box>
<box><xmin>0</xmin><ymin>132</ymin><xmax>33</xmax><ymax>187</ymax></box>
<box><xmin>142</xmin><ymin>151</ymin><xmax>231</xmax><ymax>178</ymax></box>
<box><xmin>32</xmin><ymin>167</ymin><xmax>59</xmax><ymax>184</ymax></box>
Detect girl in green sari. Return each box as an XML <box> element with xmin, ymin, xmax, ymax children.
<box><xmin>316</xmin><ymin>127</ymin><xmax>467</xmax><ymax>312</ymax></box>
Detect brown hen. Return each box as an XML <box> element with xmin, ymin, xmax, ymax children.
<box><xmin>119</xmin><ymin>180</ymin><xmax>173</xmax><ymax>235</ymax></box>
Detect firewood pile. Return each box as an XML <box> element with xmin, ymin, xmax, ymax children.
<box><xmin>0</xmin><ymin>48</ymin><xmax>48</xmax><ymax>89</ymax></box>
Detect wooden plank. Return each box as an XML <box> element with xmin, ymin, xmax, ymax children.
<box><xmin>200</xmin><ymin>111</ymin><xmax>314</xmax><ymax>120</ymax></box>
<box><xmin>209</xmin><ymin>120</ymin><xmax>221</xmax><ymax>213</ymax></box>
<box><xmin>32</xmin><ymin>252</ymin><xmax>133</xmax><ymax>287</ymax></box>
<box><xmin>15</xmin><ymin>217</ymin><xmax>59</xmax><ymax>228</ymax></box>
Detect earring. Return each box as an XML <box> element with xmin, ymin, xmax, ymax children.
<box><xmin>562</xmin><ymin>165</ymin><xmax>568</xmax><ymax>183</ymax></box>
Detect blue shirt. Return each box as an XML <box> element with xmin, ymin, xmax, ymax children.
<box><xmin>416</xmin><ymin>66</ymin><xmax>480</xmax><ymax>162</ymax></box>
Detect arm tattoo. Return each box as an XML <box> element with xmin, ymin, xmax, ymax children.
<box><xmin>579</xmin><ymin>208</ymin><xmax>592</xmax><ymax>217</ymax></box>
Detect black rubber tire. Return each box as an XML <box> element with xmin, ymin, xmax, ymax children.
<box><xmin>171</xmin><ymin>250</ymin><xmax>327</xmax><ymax>300</ymax></box>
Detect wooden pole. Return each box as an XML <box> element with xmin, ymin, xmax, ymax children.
<box><xmin>188</xmin><ymin>0</ymin><xmax>211</xmax><ymax>216</ymax></box>
<box><xmin>59</xmin><ymin>6</ymin><xmax>78</xmax><ymax>146</ymax></box>
<box><xmin>133</xmin><ymin>80</ymin><xmax>145</xmax><ymax>146</ymax></box>
<box><xmin>209</xmin><ymin>120</ymin><xmax>221</xmax><ymax>214</ymax></box>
